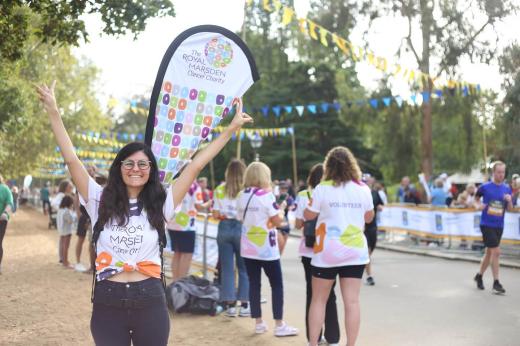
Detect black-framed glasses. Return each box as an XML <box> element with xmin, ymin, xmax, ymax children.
<box><xmin>121</xmin><ymin>159</ymin><xmax>151</xmax><ymax>170</ymax></box>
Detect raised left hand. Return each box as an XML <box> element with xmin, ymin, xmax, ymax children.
<box><xmin>229</xmin><ymin>97</ymin><xmax>253</xmax><ymax>130</ymax></box>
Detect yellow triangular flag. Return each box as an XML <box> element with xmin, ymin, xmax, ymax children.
<box><xmin>318</xmin><ymin>26</ymin><xmax>329</xmax><ymax>47</ymax></box>
<box><xmin>307</xmin><ymin>20</ymin><xmax>319</xmax><ymax>40</ymax></box>
<box><xmin>281</xmin><ymin>6</ymin><xmax>295</xmax><ymax>26</ymax></box>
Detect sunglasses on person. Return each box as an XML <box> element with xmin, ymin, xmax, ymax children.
<box><xmin>121</xmin><ymin>159</ymin><xmax>152</xmax><ymax>170</ymax></box>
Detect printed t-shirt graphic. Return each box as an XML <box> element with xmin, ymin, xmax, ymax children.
<box><xmin>145</xmin><ymin>25</ymin><xmax>259</xmax><ymax>184</ymax></box>
<box><xmin>213</xmin><ymin>183</ymin><xmax>239</xmax><ymax>219</ymax></box>
<box><xmin>167</xmin><ymin>181</ymin><xmax>203</xmax><ymax>231</ymax></box>
<box><xmin>307</xmin><ymin>180</ymin><xmax>373</xmax><ymax>268</ymax></box>
<box><xmin>237</xmin><ymin>188</ymin><xmax>280</xmax><ymax>261</ymax></box>
<box><xmin>476</xmin><ymin>181</ymin><xmax>512</xmax><ymax>229</ymax></box>
<box><xmin>80</xmin><ymin>177</ymin><xmax>175</xmax><ymax>281</ymax></box>
<box><xmin>294</xmin><ymin>189</ymin><xmax>314</xmax><ymax>258</ymax></box>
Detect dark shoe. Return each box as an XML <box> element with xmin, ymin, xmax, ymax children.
<box><xmin>474</xmin><ymin>273</ymin><xmax>484</xmax><ymax>290</ymax></box>
<box><xmin>366</xmin><ymin>276</ymin><xmax>375</xmax><ymax>286</ymax></box>
<box><xmin>492</xmin><ymin>280</ymin><xmax>506</xmax><ymax>295</ymax></box>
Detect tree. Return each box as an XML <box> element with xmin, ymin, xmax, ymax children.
<box><xmin>0</xmin><ymin>36</ymin><xmax>111</xmax><ymax>178</ymax></box>
<box><xmin>0</xmin><ymin>0</ymin><xmax>175</xmax><ymax>62</ymax></box>
<box><xmin>358</xmin><ymin>0</ymin><xmax>517</xmax><ymax>178</ymax></box>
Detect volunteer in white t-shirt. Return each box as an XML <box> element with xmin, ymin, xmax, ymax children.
<box><xmin>295</xmin><ymin>163</ymin><xmax>339</xmax><ymax>345</ymax></box>
<box><xmin>213</xmin><ymin>159</ymin><xmax>250</xmax><ymax>317</ymax></box>
<box><xmin>237</xmin><ymin>161</ymin><xmax>298</xmax><ymax>337</ymax></box>
<box><xmin>304</xmin><ymin>146</ymin><xmax>374</xmax><ymax>346</ymax></box>
<box><xmin>38</xmin><ymin>81</ymin><xmax>252</xmax><ymax>346</ymax></box>
<box><xmin>166</xmin><ymin>180</ymin><xmax>209</xmax><ymax>281</ymax></box>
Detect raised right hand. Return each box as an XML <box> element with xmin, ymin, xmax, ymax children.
<box><xmin>35</xmin><ymin>80</ymin><xmax>58</xmax><ymax>114</ymax></box>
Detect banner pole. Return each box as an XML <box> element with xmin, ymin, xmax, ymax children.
<box><xmin>290</xmin><ymin>125</ymin><xmax>298</xmax><ymax>185</ymax></box>
<box><xmin>236</xmin><ymin>130</ymin><xmax>242</xmax><ymax>159</ymax></box>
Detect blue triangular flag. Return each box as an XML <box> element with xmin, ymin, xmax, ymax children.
<box><xmin>321</xmin><ymin>103</ymin><xmax>329</xmax><ymax>113</ymax></box>
<box><xmin>273</xmin><ymin>106</ymin><xmax>281</xmax><ymax>117</ymax></box>
<box><xmin>395</xmin><ymin>96</ymin><xmax>403</xmax><ymax>108</ymax></box>
<box><xmin>421</xmin><ymin>92</ymin><xmax>430</xmax><ymax>104</ymax></box>
<box><xmin>284</xmin><ymin>105</ymin><xmax>293</xmax><ymax>114</ymax></box>
<box><xmin>369</xmin><ymin>99</ymin><xmax>378</xmax><ymax>108</ymax></box>
<box><xmin>463</xmin><ymin>86</ymin><xmax>469</xmax><ymax>96</ymax></box>
<box><xmin>261</xmin><ymin>106</ymin><xmax>270</xmax><ymax>117</ymax></box>
<box><xmin>435</xmin><ymin>89</ymin><xmax>443</xmax><ymax>98</ymax></box>
<box><xmin>287</xmin><ymin>127</ymin><xmax>294</xmax><ymax>135</ymax></box>
<box><xmin>410</xmin><ymin>94</ymin><xmax>417</xmax><ymax>105</ymax></box>
<box><xmin>308</xmin><ymin>104</ymin><xmax>317</xmax><ymax>114</ymax></box>
<box><xmin>296</xmin><ymin>105</ymin><xmax>305</xmax><ymax>116</ymax></box>
<box><xmin>333</xmin><ymin>102</ymin><xmax>341</xmax><ymax>111</ymax></box>
<box><xmin>382</xmin><ymin>97</ymin><xmax>392</xmax><ymax>107</ymax></box>
<box><xmin>130</xmin><ymin>100</ymin><xmax>137</xmax><ymax>108</ymax></box>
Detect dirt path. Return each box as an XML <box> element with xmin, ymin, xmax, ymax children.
<box><xmin>0</xmin><ymin>208</ymin><xmax>304</xmax><ymax>345</ymax></box>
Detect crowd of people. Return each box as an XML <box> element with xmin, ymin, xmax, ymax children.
<box><xmin>0</xmin><ymin>80</ymin><xmax>514</xmax><ymax>346</ymax></box>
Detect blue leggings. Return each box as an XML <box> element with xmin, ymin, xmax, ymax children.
<box><xmin>90</xmin><ymin>278</ymin><xmax>170</xmax><ymax>346</ymax></box>
<box><xmin>244</xmin><ymin>258</ymin><xmax>284</xmax><ymax>320</ymax></box>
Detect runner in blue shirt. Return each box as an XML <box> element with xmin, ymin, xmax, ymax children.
<box><xmin>473</xmin><ymin>161</ymin><xmax>513</xmax><ymax>294</ymax></box>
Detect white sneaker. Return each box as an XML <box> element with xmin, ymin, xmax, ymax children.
<box><xmin>225</xmin><ymin>307</ymin><xmax>237</xmax><ymax>317</ymax></box>
<box><xmin>274</xmin><ymin>322</ymin><xmax>299</xmax><ymax>337</ymax></box>
<box><xmin>74</xmin><ymin>263</ymin><xmax>87</xmax><ymax>272</ymax></box>
<box><xmin>238</xmin><ymin>305</ymin><xmax>251</xmax><ymax>317</ymax></box>
<box><xmin>255</xmin><ymin>321</ymin><xmax>268</xmax><ymax>334</ymax></box>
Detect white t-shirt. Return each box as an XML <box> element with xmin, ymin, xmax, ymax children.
<box><xmin>166</xmin><ymin>182</ymin><xmax>202</xmax><ymax>231</ymax></box>
<box><xmin>237</xmin><ymin>187</ymin><xmax>280</xmax><ymax>261</ymax></box>
<box><xmin>213</xmin><ymin>183</ymin><xmax>239</xmax><ymax>219</ymax></box>
<box><xmin>307</xmin><ymin>180</ymin><xmax>373</xmax><ymax>268</ymax></box>
<box><xmin>294</xmin><ymin>189</ymin><xmax>314</xmax><ymax>258</ymax></box>
<box><xmin>80</xmin><ymin>177</ymin><xmax>175</xmax><ymax>281</ymax></box>
<box><xmin>57</xmin><ymin>208</ymin><xmax>77</xmax><ymax>236</ymax></box>
<box><xmin>51</xmin><ymin>192</ymin><xmax>65</xmax><ymax>211</ymax></box>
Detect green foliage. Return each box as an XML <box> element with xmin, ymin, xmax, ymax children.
<box><xmin>0</xmin><ymin>34</ymin><xmax>110</xmax><ymax>178</ymax></box>
<box><xmin>0</xmin><ymin>0</ymin><xmax>175</xmax><ymax>62</ymax></box>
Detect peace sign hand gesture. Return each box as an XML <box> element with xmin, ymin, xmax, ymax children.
<box><xmin>35</xmin><ymin>80</ymin><xmax>59</xmax><ymax>115</ymax></box>
<box><xmin>229</xmin><ymin>97</ymin><xmax>253</xmax><ymax>130</ymax></box>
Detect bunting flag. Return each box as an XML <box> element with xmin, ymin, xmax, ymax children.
<box><xmin>253</xmin><ymin>0</ymin><xmax>481</xmax><ymax>93</ymax></box>
<box><xmin>145</xmin><ymin>25</ymin><xmax>259</xmax><ymax>183</ymax></box>
<box><xmin>212</xmin><ymin>126</ymin><xmax>293</xmax><ymax>139</ymax></box>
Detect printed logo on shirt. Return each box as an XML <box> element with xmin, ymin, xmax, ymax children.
<box><xmin>487</xmin><ymin>200</ymin><xmax>504</xmax><ymax>216</ymax></box>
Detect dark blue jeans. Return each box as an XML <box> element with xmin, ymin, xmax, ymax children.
<box><xmin>217</xmin><ymin>219</ymin><xmax>249</xmax><ymax>302</ymax></box>
<box><xmin>244</xmin><ymin>258</ymin><xmax>284</xmax><ymax>320</ymax></box>
<box><xmin>91</xmin><ymin>278</ymin><xmax>170</xmax><ymax>346</ymax></box>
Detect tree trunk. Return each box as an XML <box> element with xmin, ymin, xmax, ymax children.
<box><xmin>419</xmin><ymin>0</ymin><xmax>433</xmax><ymax>179</ymax></box>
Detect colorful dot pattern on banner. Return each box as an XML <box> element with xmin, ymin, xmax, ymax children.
<box><xmin>205</xmin><ymin>37</ymin><xmax>234</xmax><ymax>69</ymax></box>
<box><xmin>152</xmin><ymin>81</ymin><xmax>234</xmax><ymax>183</ymax></box>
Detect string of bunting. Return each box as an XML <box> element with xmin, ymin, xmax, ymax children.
<box><xmin>213</xmin><ymin>126</ymin><xmax>294</xmax><ymax>141</ymax></box>
<box><xmin>251</xmin><ymin>0</ymin><xmax>480</xmax><ymax>92</ymax></box>
<box><xmin>245</xmin><ymin>86</ymin><xmax>477</xmax><ymax>118</ymax></box>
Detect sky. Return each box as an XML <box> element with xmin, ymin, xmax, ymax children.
<box><xmin>74</xmin><ymin>0</ymin><xmax>519</xmax><ymax>112</ymax></box>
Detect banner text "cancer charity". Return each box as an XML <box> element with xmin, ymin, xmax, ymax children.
<box><xmin>183</xmin><ymin>50</ymin><xmax>226</xmax><ymax>84</ymax></box>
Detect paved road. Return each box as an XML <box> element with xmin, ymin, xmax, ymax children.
<box><xmin>258</xmin><ymin>236</ymin><xmax>520</xmax><ymax>346</ymax></box>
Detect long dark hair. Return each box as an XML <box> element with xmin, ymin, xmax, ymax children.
<box><xmin>307</xmin><ymin>163</ymin><xmax>324</xmax><ymax>189</ymax></box>
<box><xmin>92</xmin><ymin>142</ymin><xmax>167</xmax><ymax>246</ymax></box>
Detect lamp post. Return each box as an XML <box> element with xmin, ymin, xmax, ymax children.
<box><xmin>249</xmin><ymin>132</ymin><xmax>263</xmax><ymax>162</ymax></box>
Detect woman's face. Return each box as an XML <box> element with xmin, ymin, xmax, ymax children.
<box><xmin>120</xmin><ymin>151</ymin><xmax>151</xmax><ymax>189</ymax></box>
<box><xmin>66</xmin><ymin>183</ymin><xmax>74</xmax><ymax>194</ymax></box>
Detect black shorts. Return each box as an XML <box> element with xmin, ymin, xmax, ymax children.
<box><xmin>364</xmin><ymin>226</ymin><xmax>377</xmax><ymax>252</ymax></box>
<box><xmin>168</xmin><ymin>230</ymin><xmax>196</xmax><ymax>253</ymax></box>
<box><xmin>277</xmin><ymin>227</ymin><xmax>290</xmax><ymax>235</ymax></box>
<box><xmin>312</xmin><ymin>264</ymin><xmax>366</xmax><ymax>280</ymax></box>
<box><xmin>76</xmin><ymin>213</ymin><xmax>90</xmax><ymax>237</ymax></box>
<box><xmin>480</xmin><ymin>226</ymin><xmax>503</xmax><ymax>248</ymax></box>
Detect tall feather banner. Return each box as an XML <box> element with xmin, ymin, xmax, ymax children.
<box><xmin>145</xmin><ymin>25</ymin><xmax>259</xmax><ymax>183</ymax></box>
